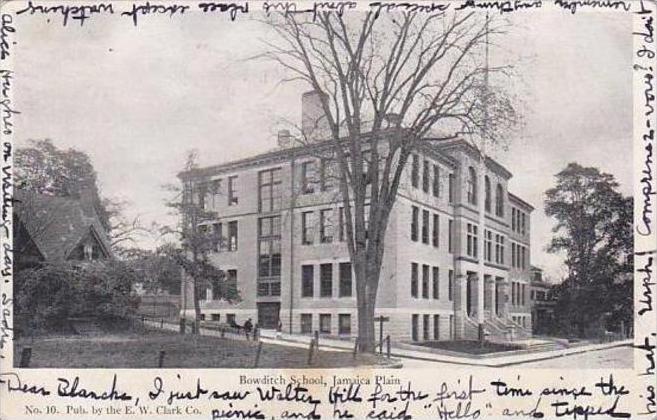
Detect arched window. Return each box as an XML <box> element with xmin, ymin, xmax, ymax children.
<box><xmin>467</xmin><ymin>167</ymin><xmax>477</xmax><ymax>205</ymax></box>
<box><xmin>496</xmin><ymin>184</ymin><xmax>505</xmax><ymax>217</ymax></box>
<box><xmin>484</xmin><ymin>176</ymin><xmax>491</xmax><ymax>212</ymax></box>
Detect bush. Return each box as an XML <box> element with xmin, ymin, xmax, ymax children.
<box><xmin>14</xmin><ymin>261</ymin><xmax>140</xmax><ymax>334</ymax></box>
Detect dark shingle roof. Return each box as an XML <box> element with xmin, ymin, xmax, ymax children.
<box><xmin>13</xmin><ymin>190</ymin><xmax>113</xmax><ymax>261</ymax></box>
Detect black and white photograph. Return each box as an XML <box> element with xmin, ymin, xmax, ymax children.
<box><xmin>6</xmin><ymin>2</ymin><xmax>638</xmax><ymax>374</ymax></box>
<box><xmin>4</xmin><ymin>0</ymin><xmax>656</xmax><ymax>418</ymax></box>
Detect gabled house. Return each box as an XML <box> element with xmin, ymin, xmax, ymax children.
<box><xmin>13</xmin><ymin>189</ymin><xmax>113</xmax><ymax>270</ymax></box>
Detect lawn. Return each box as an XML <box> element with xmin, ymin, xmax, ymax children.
<box><xmin>415</xmin><ymin>340</ymin><xmax>522</xmax><ymax>355</ymax></box>
<box><xmin>14</xmin><ymin>330</ymin><xmax>391</xmax><ymax>368</ymax></box>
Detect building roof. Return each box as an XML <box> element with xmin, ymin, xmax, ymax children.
<box><xmin>178</xmin><ymin>133</ymin><xmax>512</xmax><ymax>181</ymax></box>
<box><xmin>13</xmin><ymin>190</ymin><xmax>113</xmax><ymax>261</ymax></box>
<box><xmin>508</xmin><ymin>192</ymin><xmax>535</xmax><ymax>211</ymax></box>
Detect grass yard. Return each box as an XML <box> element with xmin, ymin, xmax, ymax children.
<box><xmin>15</xmin><ymin>330</ymin><xmax>391</xmax><ymax>368</ymax></box>
<box><xmin>415</xmin><ymin>340</ymin><xmax>522</xmax><ymax>355</ymax></box>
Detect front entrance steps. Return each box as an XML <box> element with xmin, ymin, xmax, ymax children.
<box><xmin>464</xmin><ymin>313</ymin><xmax>533</xmax><ymax>343</ymax></box>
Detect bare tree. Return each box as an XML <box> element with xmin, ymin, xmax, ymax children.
<box><xmin>264</xmin><ymin>10</ymin><xmax>518</xmax><ymax>352</ymax></box>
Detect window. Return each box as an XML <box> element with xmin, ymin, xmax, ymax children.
<box><xmin>301</xmin><ymin>265</ymin><xmax>314</xmax><ymax>297</ymax></box>
<box><xmin>412</xmin><ymin>314</ymin><xmax>419</xmax><ymax>341</ymax></box>
<box><xmin>495</xmin><ymin>235</ymin><xmax>505</xmax><ymax>265</ymax></box>
<box><xmin>484</xmin><ymin>176</ymin><xmax>491</xmax><ymax>213</ymax></box>
<box><xmin>198</xmin><ymin>286</ymin><xmax>207</xmax><ymax>301</ymax></box>
<box><xmin>466</xmin><ymin>223</ymin><xmax>478</xmax><ymax>258</ymax></box>
<box><xmin>411</xmin><ymin>263</ymin><xmax>418</xmax><ymax>298</ymax></box>
<box><xmin>512</xmin><ymin>208</ymin><xmax>517</xmax><ymax>231</ymax></box>
<box><xmin>448</xmin><ymin>173</ymin><xmax>455</xmax><ymax>203</ymax></box>
<box><xmin>302</xmin><ymin>211</ymin><xmax>314</xmax><ymax>245</ymax></box>
<box><xmin>432</xmin><ymin>214</ymin><xmax>439</xmax><ymax>247</ymax></box>
<box><xmin>411</xmin><ymin>155</ymin><xmax>419</xmax><ymax>188</ymax></box>
<box><xmin>423</xmin><ymin>314</ymin><xmax>430</xmax><ymax>341</ymax></box>
<box><xmin>496</xmin><ymin>184</ymin><xmax>504</xmax><ymax>216</ymax></box>
<box><xmin>339</xmin><ymin>262</ymin><xmax>352</xmax><ymax>297</ymax></box>
<box><xmin>433</xmin><ymin>315</ymin><xmax>440</xmax><ymax>340</ymax></box>
<box><xmin>432</xmin><ymin>267</ymin><xmax>439</xmax><ymax>299</ymax></box>
<box><xmin>209</xmin><ymin>179</ymin><xmax>222</xmax><ymax>209</ymax></box>
<box><xmin>511</xmin><ymin>243</ymin><xmax>516</xmax><ymax>268</ymax></box>
<box><xmin>228</xmin><ymin>221</ymin><xmax>238</xmax><ymax>251</ymax></box>
<box><xmin>258</xmin><ymin>217</ymin><xmax>281</xmax><ymax>296</ymax></box>
<box><xmin>301</xmin><ymin>161</ymin><xmax>318</xmax><ymax>194</ymax></box>
<box><xmin>320</xmin><ymin>157</ymin><xmax>335</xmax><ymax>192</ymax></box>
<box><xmin>484</xmin><ymin>230</ymin><xmax>493</xmax><ymax>262</ymax></box>
<box><xmin>320</xmin><ymin>314</ymin><xmax>331</xmax><ymax>334</ymax></box>
<box><xmin>320</xmin><ymin>263</ymin><xmax>333</xmax><ymax>297</ymax></box>
<box><xmin>521</xmin><ymin>213</ymin><xmax>527</xmax><ymax>235</ymax></box>
<box><xmin>226</xmin><ymin>269</ymin><xmax>237</xmax><ymax>290</ymax></box>
<box><xmin>411</xmin><ymin>206</ymin><xmax>419</xmax><ymax>241</ymax></box>
<box><xmin>320</xmin><ymin>209</ymin><xmax>334</xmax><ymax>243</ymax></box>
<box><xmin>301</xmin><ymin>314</ymin><xmax>312</xmax><ymax>334</ymax></box>
<box><xmin>422</xmin><ymin>160</ymin><xmax>430</xmax><ymax>193</ymax></box>
<box><xmin>211</xmin><ymin>277</ymin><xmax>221</xmax><ymax>301</ymax></box>
<box><xmin>432</xmin><ymin>165</ymin><xmax>440</xmax><ymax>197</ymax></box>
<box><xmin>422</xmin><ymin>264</ymin><xmax>429</xmax><ymax>299</ymax></box>
<box><xmin>422</xmin><ymin>210</ymin><xmax>429</xmax><ymax>244</ymax></box>
<box><xmin>212</xmin><ymin>223</ymin><xmax>223</xmax><ymax>252</ymax></box>
<box><xmin>467</xmin><ymin>167</ymin><xmax>477</xmax><ymax>205</ymax></box>
<box><xmin>226</xmin><ymin>314</ymin><xmax>236</xmax><ymax>325</ymax></box>
<box><xmin>258</xmin><ymin>168</ymin><xmax>282</xmax><ymax>212</ymax></box>
<box><xmin>448</xmin><ymin>220</ymin><xmax>454</xmax><ymax>253</ymax></box>
<box><xmin>211</xmin><ymin>314</ymin><xmax>221</xmax><ymax>321</ymax></box>
<box><xmin>200</xmin><ymin>314</ymin><xmax>206</xmax><ymax>321</ymax></box>
<box><xmin>448</xmin><ymin>270</ymin><xmax>454</xmax><ymax>301</ymax></box>
<box><xmin>338</xmin><ymin>314</ymin><xmax>351</xmax><ymax>335</ymax></box>
<box><xmin>228</xmin><ymin>175</ymin><xmax>238</xmax><ymax>206</ymax></box>
<box><xmin>196</xmin><ymin>182</ymin><xmax>207</xmax><ymax>210</ymax></box>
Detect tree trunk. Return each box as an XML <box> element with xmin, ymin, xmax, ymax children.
<box><xmin>357</xmin><ymin>298</ymin><xmax>376</xmax><ymax>353</ymax></box>
<box><xmin>192</xmin><ymin>276</ymin><xmax>201</xmax><ymax>335</ymax></box>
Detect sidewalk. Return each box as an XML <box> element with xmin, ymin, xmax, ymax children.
<box><xmin>258</xmin><ymin>330</ymin><xmax>633</xmax><ymax>368</ymax></box>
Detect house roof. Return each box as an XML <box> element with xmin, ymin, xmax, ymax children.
<box><xmin>13</xmin><ymin>190</ymin><xmax>113</xmax><ymax>261</ymax></box>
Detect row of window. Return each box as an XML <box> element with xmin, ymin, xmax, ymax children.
<box><xmin>410</xmin><ymin>155</ymin><xmax>442</xmax><ymax>197</ymax></box>
<box><xmin>199</xmin><ymin>313</ymin><xmax>236</xmax><ymax>324</ymax></box>
<box><xmin>511</xmin><ymin>207</ymin><xmax>528</xmax><ymax>235</ymax></box>
<box><xmin>410</xmin><ymin>263</ymin><xmax>454</xmax><ymax>301</ymax></box>
<box><xmin>483</xmin><ymin>230</ymin><xmax>505</xmax><ymax>265</ymax></box>
<box><xmin>411</xmin><ymin>314</ymin><xmax>454</xmax><ymax>342</ymax></box>
<box><xmin>301</xmin><ymin>262</ymin><xmax>353</xmax><ymax>298</ymax></box>
<box><xmin>196</xmin><ymin>175</ymin><xmax>239</xmax><ymax>209</ymax></box>
<box><xmin>511</xmin><ymin>315</ymin><xmax>529</xmax><ymax>329</ymax></box>
<box><xmin>511</xmin><ymin>243</ymin><xmax>528</xmax><ymax>269</ymax></box>
<box><xmin>300</xmin><ymin>313</ymin><xmax>351</xmax><ymax>335</ymax></box>
<box><xmin>200</xmin><ymin>270</ymin><xmax>238</xmax><ymax>301</ymax></box>
<box><xmin>531</xmin><ymin>290</ymin><xmax>549</xmax><ymax>301</ymax></box>
<box><xmin>466</xmin><ymin>167</ymin><xmax>505</xmax><ymax>218</ymax></box>
<box><xmin>511</xmin><ymin>282</ymin><xmax>527</xmax><ymax>306</ymax></box>
<box><xmin>258</xmin><ymin>216</ymin><xmax>282</xmax><ymax>296</ymax></box>
<box><xmin>199</xmin><ymin>221</ymin><xmax>239</xmax><ymax>252</ymax></box>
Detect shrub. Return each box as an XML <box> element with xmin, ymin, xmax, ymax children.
<box><xmin>14</xmin><ymin>261</ymin><xmax>140</xmax><ymax>334</ymax></box>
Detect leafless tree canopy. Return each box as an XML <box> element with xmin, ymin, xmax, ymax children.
<box><xmin>263</xmin><ymin>10</ymin><xmax>519</xmax><ymax>351</ymax></box>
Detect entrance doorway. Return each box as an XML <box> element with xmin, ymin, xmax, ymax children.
<box><xmin>257</xmin><ymin>302</ymin><xmax>280</xmax><ymax>329</ymax></box>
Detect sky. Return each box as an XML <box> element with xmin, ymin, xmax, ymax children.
<box><xmin>13</xmin><ymin>5</ymin><xmax>633</xmax><ymax>281</ymax></box>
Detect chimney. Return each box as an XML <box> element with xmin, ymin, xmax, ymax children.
<box><xmin>277</xmin><ymin>129</ymin><xmax>292</xmax><ymax>148</ymax></box>
<box><xmin>301</xmin><ymin>90</ymin><xmax>330</xmax><ymax>142</ymax></box>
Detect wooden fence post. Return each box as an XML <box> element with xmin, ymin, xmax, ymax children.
<box><xmin>160</xmin><ymin>318</ymin><xmax>164</xmax><ymax>329</ymax></box>
<box><xmin>386</xmin><ymin>335</ymin><xmax>391</xmax><ymax>359</ymax></box>
<box><xmin>254</xmin><ymin>342</ymin><xmax>263</xmax><ymax>368</ymax></box>
<box><xmin>314</xmin><ymin>330</ymin><xmax>319</xmax><ymax>347</ymax></box>
<box><xmin>307</xmin><ymin>339</ymin><xmax>315</xmax><ymax>366</ymax></box>
<box><xmin>158</xmin><ymin>350</ymin><xmax>166</xmax><ymax>368</ymax></box>
<box><xmin>19</xmin><ymin>347</ymin><xmax>32</xmax><ymax>368</ymax></box>
<box><xmin>179</xmin><ymin>318</ymin><xmax>185</xmax><ymax>334</ymax></box>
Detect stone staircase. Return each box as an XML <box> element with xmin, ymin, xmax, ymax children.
<box><xmin>464</xmin><ymin>312</ymin><xmax>533</xmax><ymax>343</ymax></box>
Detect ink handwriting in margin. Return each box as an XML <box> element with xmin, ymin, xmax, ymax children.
<box><xmin>0</xmin><ymin>13</ymin><xmax>15</xmax><ymax>60</ymax></box>
<box><xmin>15</xmin><ymin>1</ymin><xmax>114</xmax><ymax>26</ymax></box>
<box><xmin>635</xmin><ymin>0</ymin><xmax>656</xmax><ymax>237</ymax></box>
